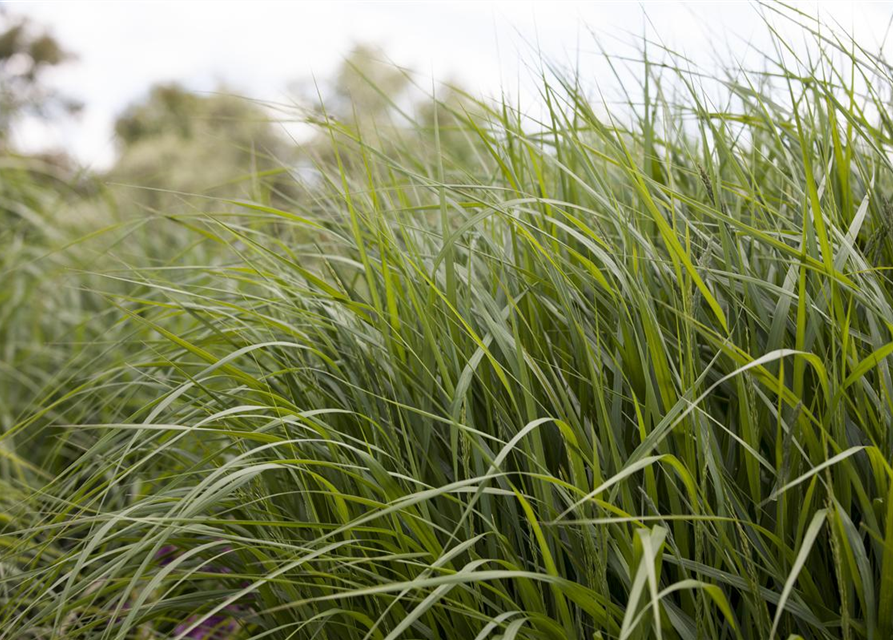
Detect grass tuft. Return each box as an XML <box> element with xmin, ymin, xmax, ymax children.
<box><xmin>2</xmin><ymin>7</ymin><xmax>893</xmax><ymax>639</ymax></box>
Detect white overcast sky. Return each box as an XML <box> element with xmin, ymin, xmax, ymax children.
<box><xmin>6</xmin><ymin>1</ymin><xmax>893</xmax><ymax>169</ymax></box>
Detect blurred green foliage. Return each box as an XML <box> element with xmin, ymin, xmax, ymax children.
<box><xmin>0</xmin><ymin>10</ymin><xmax>79</xmax><ymax>146</ymax></box>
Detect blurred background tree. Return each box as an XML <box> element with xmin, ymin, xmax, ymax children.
<box><xmin>108</xmin><ymin>83</ymin><xmax>293</xmax><ymax>210</ymax></box>
<box><xmin>326</xmin><ymin>43</ymin><xmax>411</xmax><ymax>126</ymax></box>
<box><xmin>0</xmin><ymin>9</ymin><xmax>80</xmax><ymax>150</ymax></box>
<box><xmin>291</xmin><ymin>43</ymin><xmax>480</xmax><ymax>180</ymax></box>
<box><xmin>0</xmin><ymin>5</ymin><xmax>480</xmax><ymax>215</ymax></box>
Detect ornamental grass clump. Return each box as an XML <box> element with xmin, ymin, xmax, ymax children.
<box><xmin>2</xmin><ymin>7</ymin><xmax>893</xmax><ymax>640</ymax></box>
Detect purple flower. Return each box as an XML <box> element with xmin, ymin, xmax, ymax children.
<box><xmin>153</xmin><ymin>544</ymin><xmax>248</xmax><ymax>637</ymax></box>
<box><xmin>112</xmin><ymin>600</ymin><xmax>131</xmax><ymax>624</ymax></box>
<box><xmin>155</xmin><ymin>545</ymin><xmax>179</xmax><ymax>565</ymax></box>
<box><xmin>174</xmin><ymin>612</ymin><xmax>239</xmax><ymax>639</ymax></box>
<box><xmin>201</xmin><ymin>546</ymin><xmax>234</xmax><ymax>573</ymax></box>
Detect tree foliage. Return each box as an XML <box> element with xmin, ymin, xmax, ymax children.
<box><xmin>0</xmin><ymin>11</ymin><xmax>79</xmax><ymax>145</ymax></box>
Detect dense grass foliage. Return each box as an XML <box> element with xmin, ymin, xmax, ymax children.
<box><xmin>5</xmin><ymin>12</ymin><xmax>893</xmax><ymax>640</ymax></box>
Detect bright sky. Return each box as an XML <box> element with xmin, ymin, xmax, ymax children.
<box><xmin>7</xmin><ymin>1</ymin><xmax>892</xmax><ymax>169</ymax></box>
